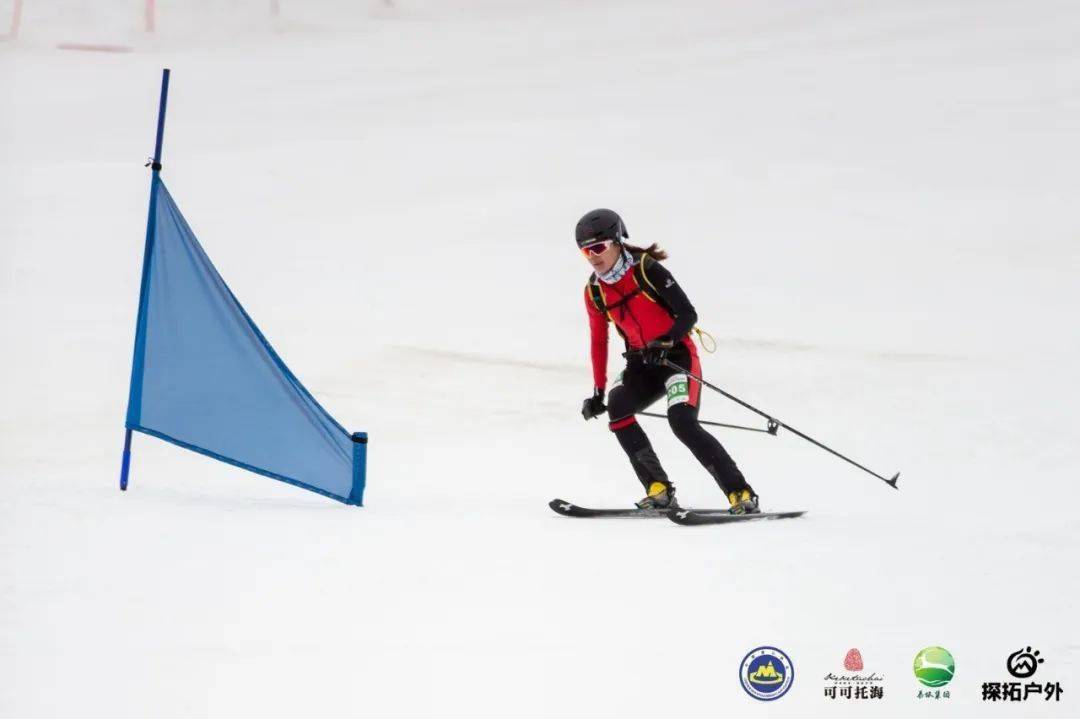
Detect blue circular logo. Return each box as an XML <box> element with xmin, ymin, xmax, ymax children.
<box><xmin>740</xmin><ymin>646</ymin><xmax>794</xmax><ymax>701</ymax></box>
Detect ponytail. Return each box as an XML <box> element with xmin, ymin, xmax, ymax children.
<box><xmin>622</xmin><ymin>242</ymin><xmax>668</xmax><ymax>261</ymax></box>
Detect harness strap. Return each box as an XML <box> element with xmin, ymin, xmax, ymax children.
<box><xmin>587</xmin><ymin>279</ymin><xmax>606</xmax><ymax>315</ymax></box>
<box><xmin>604</xmin><ymin>286</ymin><xmax>643</xmax><ymax>311</ymax></box>
<box><xmin>634</xmin><ymin>255</ymin><xmax>673</xmax><ymax>314</ymax></box>
<box><xmin>589</xmin><ymin>277</ymin><xmax>629</xmax><ymax>343</ymax></box>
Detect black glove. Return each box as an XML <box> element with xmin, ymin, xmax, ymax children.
<box><xmin>642</xmin><ymin>337</ymin><xmax>674</xmax><ymax>367</ymax></box>
<box><xmin>581</xmin><ymin>388</ymin><xmax>606</xmax><ymax>420</ymax></box>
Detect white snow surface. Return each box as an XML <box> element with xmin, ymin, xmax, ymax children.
<box><xmin>2</xmin><ymin>1</ymin><xmax>1079</xmax><ymax>716</ymax></box>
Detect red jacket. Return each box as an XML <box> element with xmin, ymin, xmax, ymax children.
<box><xmin>585</xmin><ymin>252</ymin><xmax>698</xmax><ymax>390</ymax></box>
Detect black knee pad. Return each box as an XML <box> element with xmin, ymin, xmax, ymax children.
<box><xmin>606</xmin><ymin>386</ymin><xmax>636</xmax><ymax>424</ymax></box>
<box><xmin>666</xmin><ymin>403</ymin><xmax>700</xmax><ymax>439</ymax></box>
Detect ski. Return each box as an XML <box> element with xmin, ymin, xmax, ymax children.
<box><xmin>549</xmin><ymin>499</ymin><xmax>728</xmax><ymax>518</ymax></box>
<box><xmin>667</xmin><ymin>508</ymin><xmax>806</xmax><ymax>526</ymax></box>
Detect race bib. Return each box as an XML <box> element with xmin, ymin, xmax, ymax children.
<box><xmin>665</xmin><ymin>374</ymin><xmax>690</xmax><ymax>407</ymax></box>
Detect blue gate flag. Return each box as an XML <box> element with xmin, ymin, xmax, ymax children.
<box><xmin>124</xmin><ymin>176</ymin><xmax>365</xmax><ymax>505</ymax></box>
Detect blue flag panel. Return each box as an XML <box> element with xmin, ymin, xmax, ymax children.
<box><xmin>125</xmin><ymin>177</ymin><xmax>363</xmax><ymax>504</ymax></box>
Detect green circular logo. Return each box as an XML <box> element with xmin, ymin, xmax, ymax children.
<box><xmin>913</xmin><ymin>647</ymin><xmax>955</xmax><ymax>687</ymax></box>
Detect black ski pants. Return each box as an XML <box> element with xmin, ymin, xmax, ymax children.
<box><xmin>606</xmin><ymin>345</ymin><xmax>750</xmax><ymax>496</ymax></box>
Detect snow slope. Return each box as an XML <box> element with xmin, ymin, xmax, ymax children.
<box><xmin>1</xmin><ymin>1</ymin><xmax>1078</xmax><ymax>716</ymax></box>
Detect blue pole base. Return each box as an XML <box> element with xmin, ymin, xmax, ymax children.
<box><xmin>348</xmin><ymin>431</ymin><xmax>367</xmax><ymax>506</ymax></box>
<box><xmin>120</xmin><ymin>429</ymin><xmax>133</xmax><ymax>491</ymax></box>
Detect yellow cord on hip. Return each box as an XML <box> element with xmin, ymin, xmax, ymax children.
<box><xmin>693</xmin><ymin>327</ymin><xmax>717</xmax><ymax>353</ymax></box>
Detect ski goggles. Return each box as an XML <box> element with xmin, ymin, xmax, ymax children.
<box><xmin>580</xmin><ymin>240</ymin><xmax>615</xmax><ymax>256</ymax></box>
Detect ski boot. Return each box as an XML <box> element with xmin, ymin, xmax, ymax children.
<box><xmin>636</xmin><ymin>481</ymin><xmax>678</xmax><ymax>510</ymax></box>
<box><xmin>727</xmin><ymin>488</ymin><xmax>760</xmax><ymax>515</ymax></box>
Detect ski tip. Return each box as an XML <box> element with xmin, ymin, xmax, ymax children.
<box><xmin>549</xmin><ymin>498</ymin><xmax>575</xmax><ymax>516</ymax></box>
<box><xmin>886</xmin><ymin>472</ymin><xmax>900</xmax><ymax>489</ymax></box>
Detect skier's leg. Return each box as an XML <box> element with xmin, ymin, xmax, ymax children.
<box><xmin>607</xmin><ymin>368</ymin><xmax>671</xmax><ymax>502</ymax></box>
<box><xmin>667</xmin><ymin>402</ymin><xmax>751</xmax><ymax>496</ymax></box>
<box><xmin>663</xmin><ymin>346</ymin><xmax>757</xmax><ymax>510</ymax></box>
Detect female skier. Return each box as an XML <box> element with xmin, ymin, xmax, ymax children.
<box><xmin>577</xmin><ymin>208</ymin><xmax>759</xmax><ymax>513</ymax></box>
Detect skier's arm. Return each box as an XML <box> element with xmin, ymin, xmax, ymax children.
<box><xmin>585</xmin><ymin>285</ymin><xmax>609</xmax><ymax>392</ymax></box>
<box><xmin>643</xmin><ymin>260</ymin><xmax>698</xmax><ymax>341</ymax></box>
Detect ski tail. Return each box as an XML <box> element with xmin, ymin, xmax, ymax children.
<box><xmin>668</xmin><ymin>509</ymin><xmax>806</xmax><ymax>526</ymax></box>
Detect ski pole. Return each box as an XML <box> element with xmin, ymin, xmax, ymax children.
<box><xmin>664</xmin><ymin>359</ymin><xmax>900</xmax><ymax>489</ymax></box>
<box><xmin>637</xmin><ymin>411</ymin><xmax>778</xmax><ymax>435</ymax></box>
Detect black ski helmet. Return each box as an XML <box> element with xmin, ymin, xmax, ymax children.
<box><xmin>575</xmin><ymin>208</ymin><xmax>629</xmax><ymax>248</ymax></box>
